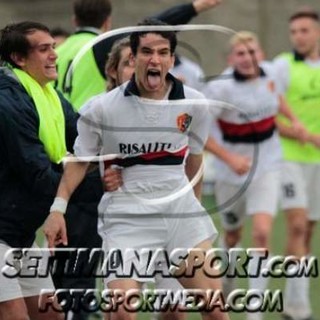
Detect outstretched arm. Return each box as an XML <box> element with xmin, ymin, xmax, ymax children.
<box><xmin>193</xmin><ymin>0</ymin><xmax>222</xmax><ymax>14</ymax></box>
<box><xmin>43</xmin><ymin>158</ymin><xmax>90</xmax><ymax>248</ymax></box>
<box><xmin>153</xmin><ymin>0</ymin><xmax>222</xmax><ymax>25</ymax></box>
<box><xmin>43</xmin><ymin>97</ymin><xmax>103</xmax><ymax>248</ymax></box>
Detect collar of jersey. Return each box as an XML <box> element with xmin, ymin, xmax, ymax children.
<box><xmin>74</xmin><ymin>27</ymin><xmax>101</xmax><ymax>36</ymax></box>
<box><xmin>124</xmin><ymin>72</ymin><xmax>185</xmax><ymax>100</ymax></box>
<box><xmin>233</xmin><ymin>67</ymin><xmax>266</xmax><ymax>82</ymax></box>
<box><xmin>293</xmin><ymin>49</ymin><xmax>320</xmax><ymax>62</ymax></box>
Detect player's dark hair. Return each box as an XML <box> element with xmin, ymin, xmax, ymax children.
<box><xmin>50</xmin><ymin>27</ymin><xmax>70</xmax><ymax>38</ymax></box>
<box><xmin>130</xmin><ymin>18</ymin><xmax>177</xmax><ymax>56</ymax></box>
<box><xmin>0</xmin><ymin>21</ymin><xmax>50</xmax><ymax>68</ymax></box>
<box><xmin>289</xmin><ymin>10</ymin><xmax>319</xmax><ymax>23</ymax></box>
<box><xmin>73</xmin><ymin>0</ymin><xmax>112</xmax><ymax>29</ymax></box>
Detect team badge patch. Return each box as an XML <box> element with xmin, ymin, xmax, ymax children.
<box><xmin>176</xmin><ymin>113</ymin><xmax>192</xmax><ymax>133</ymax></box>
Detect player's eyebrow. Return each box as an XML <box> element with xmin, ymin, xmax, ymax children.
<box><xmin>140</xmin><ymin>46</ymin><xmax>153</xmax><ymax>52</ymax></box>
<box><xmin>30</xmin><ymin>42</ymin><xmax>55</xmax><ymax>50</ymax></box>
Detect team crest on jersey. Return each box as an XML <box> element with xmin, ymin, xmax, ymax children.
<box><xmin>144</xmin><ymin>111</ymin><xmax>160</xmax><ymax>124</ymax></box>
<box><xmin>267</xmin><ymin>80</ymin><xmax>275</xmax><ymax>93</ymax></box>
<box><xmin>176</xmin><ymin>113</ymin><xmax>192</xmax><ymax>133</ymax></box>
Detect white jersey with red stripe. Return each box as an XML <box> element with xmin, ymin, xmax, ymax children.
<box><xmin>202</xmin><ymin>63</ymin><xmax>282</xmax><ymax>185</ymax></box>
<box><xmin>74</xmin><ymin>74</ymin><xmax>210</xmax><ymax>193</ymax></box>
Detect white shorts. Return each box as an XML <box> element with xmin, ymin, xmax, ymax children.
<box><xmin>0</xmin><ymin>242</ymin><xmax>55</xmax><ymax>302</ymax></box>
<box><xmin>281</xmin><ymin>161</ymin><xmax>320</xmax><ymax>221</ymax></box>
<box><xmin>214</xmin><ymin>170</ymin><xmax>281</xmax><ymax>231</ymax></box>
<box><xmin>140</xmin><ymin>276</ymin><xmax>185</xmax><ymax>310</ymax></box>
<box><xmin>98</xmin><ymin>188</ymin><xmax>218</xmax><ymax>286</ymax></box>
<box><xmin>153</xmin><ymin>274</ymin><xmax>185</xmax><ymax>308</ymax></box>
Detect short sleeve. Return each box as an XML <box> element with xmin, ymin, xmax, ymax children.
<box><xmin>201</xmin><ymin>80</ymin><xmax>226</xmax><ymax>119</ymax></box>
<box><xmin>188</xmin><ymin>92</ymin><xmax>211</xmax><ymax>155</ymax></box>
<box><xmin>272</xmin><ymin>57</ymin><xmax>290</xmax><ymax>94</ymax></box>
<box><xmin>73</xmin><ymin>96</ymin><xmax>103</xmax><ymax>159</ymax></box>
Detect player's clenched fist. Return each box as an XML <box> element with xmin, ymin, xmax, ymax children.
<box><xmin>103</xmin><ymin>167</ymin><xmax>123</xmax><ymax>191</ymax></box>
<box><xmin>193</xmin><ymin>0</ymin><xmax>223</xmax><ymax>13</ymax></box>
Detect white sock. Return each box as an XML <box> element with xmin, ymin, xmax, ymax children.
<box><xmin>218</xmin><ymin>236</ymin><xmax>230</xmax><ymax>270</ymax></box>
<box><xmin>218</xmin><ymin>237</ymin><xmax>239</xmax><ymax>295</ymax></box>
<box><xmin>284</xmin><ymin>260</ymin><xmax>311</xmax><ymax>318</ymax></box>
<box><xmin>247</xmin><ymin>250</ymin><xmax>270</xmax><ymax>320</ymax></box>
<box><xmin>248</xmin><ymin>250</ymin><xmax>270</xmax><ymax>292</ymax></box>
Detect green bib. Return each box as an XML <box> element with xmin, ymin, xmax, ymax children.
<box><xmin>13</xmin><ymin>68</ymin><xmax>66</xmax><ymax>164</ymax></box>
<box><xmin>278</xmin><ymin>53</ymin><xmax>320</xmax><ymax>163</ymax></box>
<box><xmin>56</xmin><ymin>32</ymin><xmax>106</xmax><ymax>111</ymax></box>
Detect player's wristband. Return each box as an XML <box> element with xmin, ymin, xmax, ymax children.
<box><xmin>50</xmin><ymin>197</ymin><xmax>68</xmax><ymax>215</ymax></box>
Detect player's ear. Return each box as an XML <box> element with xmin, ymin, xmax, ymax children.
<box><xmin>106</xmin><ymin>66</ymin><xmax>117</xmax><ymax>80</ymax></box>
<box><xmin>10</xmin><ymin>52</ymin><xmax>26</xmax><ymax>68</ymax></box>
<box><xmin>72</xmin><ymin>15</ymin><xmax>78</xmax><ymax>28</ymax></box>
<box><xmin>227</xmin><ymin>52</ymin><xmax>233</xmax><ymax>66</ymax></box>
<box><xmin>129</xmin><ymin>52</ymin><xmax>135</xmax><ymax>65</ymax></box>
<box><xmin>101</xmin><ymin>16</ymin><xmax>112</xmax><ymax>33</ymax></box>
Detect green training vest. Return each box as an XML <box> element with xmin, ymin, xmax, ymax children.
<box><xmin>56</xmin><ymin>32</ymin><xmax>106</xmax><ymax>111</ymax></box>
<box><xmin>278</xmin><ymin>53</ymin><xmax>320</xmax><ymax>163</ymax></box>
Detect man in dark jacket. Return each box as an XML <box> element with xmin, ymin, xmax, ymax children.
<box><xmin>0</xmin><ymin>21</ymin><xmax>103</xmax><ymax>320</ymax></box>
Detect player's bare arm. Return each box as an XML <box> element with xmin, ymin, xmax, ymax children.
<box><xmin>307</xmin><ymin>133</ymin><xmax>320</xmax><ymax>148</ymax></box>
<box><xmin>43</xmin><ymin>159</ymin><xmax>90</xmax><ymax>248</ymax></box>
<box><xmin>277</xmin><ymin>95</ymin><xmax>309</xmax><ymax>144</ymax></box>
<box><xmin>192</xmin><ymin>0</ymin><xmax>222</xmax><ymax>13</ymax></box>
<box><xmin>103</xmin><ymin>167</ymin><xmax>123</xmax><ymax>191</ymax></box>
<box><xmin>185</xmin><ymin>153</ymin><xmax>204</xmax><ymax>200</ymax></box>
<box><xmin>205</xmin><ymin>135</ymin><xmax>251</xmax><ymax>175</ymax></box>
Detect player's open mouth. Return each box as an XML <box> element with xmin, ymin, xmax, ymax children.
<box><xmin>147</xmin><ymin>70</ymin><xmax>161</xmax><ymax>89</ymax></box>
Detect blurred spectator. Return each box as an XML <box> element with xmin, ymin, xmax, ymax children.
<box><xmin>273</xmin><ymin>9</ymin><xmax>320</xmax><ymax>320</ymax></box>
